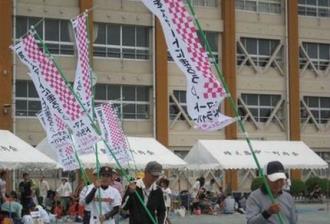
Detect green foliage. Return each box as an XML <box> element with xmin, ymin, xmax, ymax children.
<box><xmin>319</xmin><ymin>178</ymin><xmax>330</xmax><ymax>196</ymax></box>
<box><xmin>251</xmin><ymin>177</ymin><xmax>264</xmax><ymax>191</ymax></box>
<box><xmin>305</xmin><ymin>176</ymin><xmax>322</xmax><ymax>193</ymax></box>
<box><xmin>290</xmin><ymin>180</ymin><xmax>306</xmax><ymax>197</ymax></box>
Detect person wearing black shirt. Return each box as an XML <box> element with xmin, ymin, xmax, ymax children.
<box><xmin>18</xmin><ymin>173</ymin><xmax>33</xmax><ymax>210</ymax></box>
<box><xmin>122</xmin><ymin>161</ymin><xmax>166</xmax><ymax>224</ymax></box>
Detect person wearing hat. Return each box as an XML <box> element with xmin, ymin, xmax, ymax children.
<box><xmin>122</xmin><ymin>161</ymin><xmax>166</xmax><ymax>224</ymax></box>
<box><xmin>84</xmin><ymin>166</ymin><xmax>121</xmax><ymax>224</ymax></box>
<box><xmin>246</xmin><ymin>161</ymin><xmax>297</xmax><ymax>224</ymax></box>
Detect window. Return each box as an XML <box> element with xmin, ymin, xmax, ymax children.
<box><xmin>198</xmin><ymin>31</ymin><xmax>219</xmax><ymax>63</ymax></box>
<box><xmin>236</xmin><ymin>0</ymin><xmax>282</xmax><ymax>14</ymax></box>
<box><xmin>169</xmin><ymin>90</ymin><xmax>188</xmax><ymax>120</ymax></box>
<box><xmin>168</xmin><ymin>31</ymin><xmax>219</xmax><ymax>62</ymax></box>
<box><xmin>15</xmin><ymin>16</ymin><xmax>74</xmax><ymax>55</ymax></box>
<box><xmin>300</xmin><ymin>42</ymin><xmax>330</xmax><ymax>70</ymax></box>
<box><xmin>93</xmin><ymin>23</ymin><xmax>150</xmax><ymax>59</ymax></box>
<box><xmin>95</xmin><ymin>84</ymin><xmax>150</xmax><ymax>119</ymax></box>
<box><xmin>302</xmin><ymin>96</ymin><xmax>330</xmax><ymax>123</ymax></box>
<box><xmin>185</xmin><ymin>0</ymin><xmax>218</xmax><ymax>7</ymax></box>
<box><xmin>238</xmin><ymin>37</ymin><xmax>281</xmax><ymax>67</ymax></box>
<box><xmin>316</xmin><ymin>152</ymin><xmax>330</xmax><ymax>176</ymax></box>
<box><xmin>238</xmin><ymin>94</ymin><xmax>281</xmax><ymax>122</ymax></box>
<box><xmin>298</xmin><ymin>0</ymin><xmax>330</xmax><ymax>17</ymax></box>
<box><xmin>15</xmin><ymin>80</ymin><xmax>41</xmax><ymax>117</ymax></box>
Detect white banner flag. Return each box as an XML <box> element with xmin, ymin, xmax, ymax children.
<box><xmin>142</xmin><ymin>0</ymin><xmax>235</xmax><ymax>131</ymax></box>
<box><xmin>37</xmin><ymin>109</ymin><xmax>80</xmax><ymax>171</ymax></box>
<box><xmin>95</xmin><ymin>103</ymin><xmax>131</xmax><ymax>164</ymax></box>
<box><xmin>72</xmin><ymin>14</ymin><xmax>93</xmax><ymax>116</ymax></box>
<box><xmin>12</xmin><ymin>35</ymin><xmax>100</xmax><ymax>151</ymax></box>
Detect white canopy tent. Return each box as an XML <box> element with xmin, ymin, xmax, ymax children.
<box><xmin>36</xmin><ymin>136</ymin><xmax>187</xmax><ymax>169</ymax></box>
<box><xmin>0</xmin><ymin>130</ymin><xmax>58</xmax><ymax>170</ymax></box>
<box><xmin>184</xmin><ymin>140</ymin><xmax>328</xmax><ymax>170</ymax></box>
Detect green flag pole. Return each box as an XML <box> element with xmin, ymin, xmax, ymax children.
<box><xmin>185</xmin><ymin>1</ymin><xmax>285</xmax><ymax>223</ymax></box>
<box><xmin>31</xmin><ymin>27</ymin><xmax>159</xmax><ymax>224</ymax></box>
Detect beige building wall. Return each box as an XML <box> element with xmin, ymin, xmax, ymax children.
<box><xmin>299</xmin><ymin>16</ymin><xmax>330</xmax><ymax>152</ymax></box>
<box><xmin>11</xmin><ymin>0</ymin><xmax>330</xmax><ymax>160</ymax></box>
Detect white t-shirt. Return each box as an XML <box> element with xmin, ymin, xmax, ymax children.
<box><xmin>36</xmin><ymin>205</ymin><xmax>50</xmax><ymax>223</ymax></box>
<box><xmin>191</xmin><ymin>180</ymin><xmax>200</xmax><ymax>198</ymax></box>
<box><xmin>162</xmin><ymin>187</ymin><xmax>172</xmax><ymax>208</ymax></box>
<box><xmin>79</xmin><ymin>184</ymin><xmax>93</xmax><ymax>211</ymax></box>
<box><xmin>22</xmin><ymin>214</ymin><xmax>34</xmax><ymax>224</ymax></box>
<box><xmin>0</xmin><ymin>177</ymin><xmax>6</xmax><ymax>197</ymax></box>
<box><xmin>87</xmin><ymin>185</ymin><xmax>122</xmax><ymax>224</ymax></box>
<box><xmin>39</xmin><ymin>180</ymin><xmax>50</xmax><ymax>197</ymax></box>
<box><xmin>56</xmin><ymin>181</ymin><xmax>72</xmax><ymax>197</ymax></box>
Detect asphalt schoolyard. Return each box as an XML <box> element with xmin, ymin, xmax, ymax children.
<box><xmin>165</xmin><ymin>202</ymin><xmax>330</xmax><ymax>224</ymax></box>
<box><xmin>62</xmin><ymin>202</ymin><xmax>330</xmax><ymax>223</ymax></box>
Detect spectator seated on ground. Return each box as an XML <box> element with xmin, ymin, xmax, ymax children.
<box><xmin>197</xmin><ymin>193</ymin><xmax>213</xmax><ymax>215</ymax></box>
<box><xmin>309</xmin><ymin>184</ymin><xmax>322</xmax><ymax>200</ymax></box>
<box><xmin>1</xmin><ymin>191</ymin><xmax>23</xmax><ymax>221</ymax></box>
<box><xmin>53</xmin><ymin>200</ymin><xmax>63</xmax><ymax>219</ymax></box>
<box><xmin>22</xmin><ymin>202</ymin><xmax>50</xmax><ymax>224</ymax></box>
<box><xmin>223</xmin><ymin>193</ymin><xmax>236</xmax><ymax>214</ymax></box>
<box><xmin>68</xmin><ymin>198</ymin><xmax>84</xmax><ymax>222</ymax></box>
<box><xmin>44</xmin><ymin>190</ymin><xmax>56</xmax><ymax>213</ymax></box>
<box><xmin>179</xmin><ymin>190</ymin><xmax>191</xmax><ymax>211</ymax></box>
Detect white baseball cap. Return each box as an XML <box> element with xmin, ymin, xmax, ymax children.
<box><xmin>265</xmin><ymin>161</ymin><xmax>287</xmax><ymax>182</ymax></box>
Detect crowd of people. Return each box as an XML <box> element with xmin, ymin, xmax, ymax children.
<box><xmin>0</xmin><ymin>160</ymin><xmax>299</xmax><ymax>224</ymax></box>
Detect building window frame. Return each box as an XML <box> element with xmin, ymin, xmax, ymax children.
<box><xmin>237</xmin><ymin>37</ymin><xmax>282</xmax><ymax>67</ymax></box>
<box><xmin>94</xmin><ymin>84</ymin><xmax>151</xmax><ymax>120</ymax></box>
<box><xmin>235</xmin><ymin>0</ymin><xmax>282</xmax><ymax>14</ymax></box>
<box><xmin>169</xmin><ymin>90</ymin><xmax>188</xmax><ymax>120</ymax></box>
<box><xmin>15</xmin><ymin>80</ymin><xmax>41</xmax><ymax>117</ymax></box>
<box><xmin>300</xmin><ymin>42</ymin><xmax>330</xmax><ymax>71</ymax></box>
<box><xmin>15</xmin><ymin>16</ymin><xmax>74</xmax><ymax>56</ymax></box>
<box><xmin>185</xmin><ymin>0</ymin><xmax>218</xmax><ymax>7</ymax></box>
<box><xmin>298</xmin><ymin>0</ymin><xmax>330</xmax><ymax>17</ymax></box>
<box><xmin>301</xmin><ymin>96</ymin><xmax>330</xmax><ymax>124</ymax></box>
<box><xmin>238</xmin><ymin>93</ymin><xmax>282</xmax><ymax>123</ymax></box>
<box><xmin>168</xmin><ymin>31</ymin><xmax>219</xmax><ymax>62</ymax></box>
<box><xmin>93</xmin><ymin>23</ymin><xmax>150</xmax><ymax>60</ymax></box>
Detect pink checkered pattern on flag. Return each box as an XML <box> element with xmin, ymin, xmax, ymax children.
<box><xmin>103</xmin><ymin>104</ymin><xmax>128</xmax><ymax>149</ymax></box>
<box><xmin>22</xmin><ymin>34</ymin><xmax>84</xmax><ymax>121</ymax></box>
<box><xmin>165</xmin><ymin>0</ymin><xmax>225</xmax><ymax>99</ymax></box>
<box><xmin>72</xmin><ymin>14</ymin><xmax>92</xmax><ymax>114</ymax></box>
<box><xmin>141</xmin><ymin>0</ymin><xmax>235</xmax><ymax>131</ymax></box>
<box><xmin>95</xmin><ymin>103</ymin><xmax>131</xmax><ymax>163</ymax></box>
<box><xmin>54</xmin><ymin>113</ymin><xmax>66</xmax><ymax>131</ymax></box>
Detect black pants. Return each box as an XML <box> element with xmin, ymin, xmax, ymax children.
<box><xmin>83</xmin><ymin>210</ymin><xmax>91</xmax><ymax>224</ymax></box>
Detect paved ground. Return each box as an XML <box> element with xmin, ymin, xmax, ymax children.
<box><xmin>62</xmin><ymin>202</ymin><xmax>330</xmax><ymax>223</ymax></box>
<box><xmin>166</xmin><ymin>202</ymin><xmax>330</xmax><ymax>224</ymax></box>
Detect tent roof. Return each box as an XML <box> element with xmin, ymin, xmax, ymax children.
<box><xmin>36</xmin><ymin>136</ymin><xmax>186</xmax><ymax>169</ymax></box>
<box><xmin>184</xmin><ymin>140</ymin><xmax>328</xmax><ymax>170</ymax></box>
<box><xmin>0</xmin><ymin>130</ymin><xmax>58</xmax><ymax>170</ymax></box>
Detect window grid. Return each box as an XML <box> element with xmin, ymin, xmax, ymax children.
<box><xmin>15</xmin><ymin>80</ymin><xmax>41</xmax><ymax>117</ymax></box>
<box><xmin>238</xmin><ymin>37</ymin><xmax>281</xmax><ymax>67</ymax></box>
<box><xmin>298</xmin><ymin>0</ymin><xmax>330</xmax><ymax>17</ymax></box>
<box><xmin>15</xmin><ymin>16</ymin><xmax>74</xmax><ymax>55</ymax></box>
<box><xmin>185</xmin><ymin>0</ymin><xmax>218</xmax><ymax>7</ymax></box>
<box><xmin>301</xmin><ymin>96</ymin><xmax>330</xmax><ymax>124</ymax></box>
<box><xmin>94</xmin><ymin>84</ymin><xmax>150</xmax><ymax>120</ymax></box>
<box><xmin>169</xmin><ymin>90</ymin><xmax>188</xmax><ymax>120</ymax></box>
<box><xmin>235</xmin><ymin>0</ymin><xmax>282</xmax><ymax>14</ymax></box>
<box><xmin>168</xmin><ymin>31</ymin><xmax>219</xmax><ymax>62</ymax></box>
<box><xmin>238</xmin><ymin>93</ymin><xmax>281</xmax><ymax>122</ymax></box>
<box><xmin>300</xmin><ymin>42</ymin><xmax>330</xmax><ymax>71</ymax></box>
<box><xmin>93</xmin><ymin>23</ymin><xmax>150</xmax><ymax>60</ymax></box>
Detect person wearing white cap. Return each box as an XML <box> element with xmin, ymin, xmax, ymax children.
<box><xmin>246</xmin><ymin>161</ymin><xmax>297</xmax><ymax>224</ymax></box>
